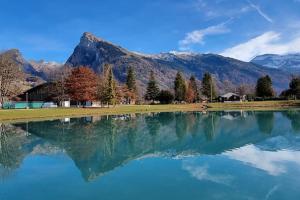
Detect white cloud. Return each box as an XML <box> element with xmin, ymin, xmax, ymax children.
<box><xmin>182</xmin><ymin>160</ymin><xmax>233</xmax><ymax>185</ymax></box>
<box><xmin>221</xmin><ymin>31</ymin><xmax>300</xmax><ymax>61</ymax></box>
<box><xmin>179</xmin><ymin>22</ymin><xmax>230</xmax><ymax>50</ymax></box>
<box><xmin>247</xmin><ymin>1</ymin><xmax>273</xmax><ymax>23</ymax></box>
<box><xmin>225</xmin><ymin>144</ymin><xmax>300</xmax><ymax>176</ymax></box>
<box><xmin>194</xmin><ymin>0</ymin><xmax>251</xmax><ymax>19</ymax></box>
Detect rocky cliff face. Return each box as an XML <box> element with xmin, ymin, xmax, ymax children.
<box><xmin>66</xmin><ymin>32</ymin><xmax>292</xmax><ymax>92</ymax></box>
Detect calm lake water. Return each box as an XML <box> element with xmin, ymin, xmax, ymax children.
<box><xmin>1</xmin><ymin>110</ymin><xmax>300</xmax><ymax>200</ymax></box>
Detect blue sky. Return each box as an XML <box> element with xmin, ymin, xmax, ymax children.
<box><xmin>0</xmin><ymin>0</ymin><xmax>300</xmax><ymax>62</ymax></box>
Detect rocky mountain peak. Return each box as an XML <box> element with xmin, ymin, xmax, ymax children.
<box><xmin>81</xmin><ymin>32</ymin><xmax>102</xmax><ymax>42</ymax></box>
<box><xmin>65</xmin><ymin>32</ymin><xmax>292</xmax><ymax>92</ymax></box>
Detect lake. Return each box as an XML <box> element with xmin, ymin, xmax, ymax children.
<box><xmin>1</xmin><ymin>110</ymin><xmax>300</xmax><ymax>200</ymax></box>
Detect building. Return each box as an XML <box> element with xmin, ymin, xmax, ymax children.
<box><xmin>218</xmin><ymin>93</ymin><xmax>245</xmax><ymax>102</ymax></box>
<box><xmin>18</xmin><ymin>82</ymin><xmax>58</xmax><ymax>102</ymax></box>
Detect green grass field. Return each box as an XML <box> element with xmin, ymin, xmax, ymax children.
<box><xmin>208</xmin><ymin>100</ymin><xmax>300</xmax><ymax>111</ymax></box>
<box><xmin>0</xmin><ymin>104</ymin><xmax>203</xmax><ymax>122</ymax></box>
<box><xmin>1</xmin><ymin>101</ymin><xmax>300</xmax><ymax>122</ymax></box>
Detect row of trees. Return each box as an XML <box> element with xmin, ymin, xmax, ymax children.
<box><xmin>281</xmin><ymin>76</ymin><xmax>300</xmax><ymax>99</ymax></box>
<box><xmin>2</xmin><ymin>50</ymin><xmax>300</xmax><ymax>107</ymax></box>
<box><xmin>145</xmin><ymin>72</ymin><xmax>300</xmax><ymax>103</ymax></box>
<box><xmin>255</xmin><ymin>75</ymin><xmax>300</xmax><ymax>99</ymax></box>
<box><xmin>144</xmin><ymin>71</ymin><xmax>216</xmax><ymax>103</ymax></box>
<box><xmin>63</xmin><ymin>64</ymin><xmax>138</xmax><ymax>106</ymax></box>
<box><xmin>64</xmin><ymin>66</ymin><xmax>218</xmax><ymax>105</ymax></box>
<box><xmin>61</xmin><ymin>66</ymin><xmax>300</xmax><ymax>105</ymax></box>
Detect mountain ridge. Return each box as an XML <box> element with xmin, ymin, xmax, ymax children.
<box><xmin>251</xmin><ymin>53</ymin><xmax>300</xmax><ymax>73</ymax></box>
<box><xmin>66</xmin><ymin>32</ymin><xmax>292</xmax><ymax>92</ymax></box>
<box><xmin>1</xmin><ymin>32</ymin><xmax>294</xmax><ymax>94</ymax></box>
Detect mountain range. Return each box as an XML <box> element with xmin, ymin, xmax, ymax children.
<box><xmin>65</xmin><ymin>32</ymin><xmax>295</xmax><ymax>92</ymax></box>
<box><xmin>2</xmin><ymin>32</ymin><xmax>299</xmax><ymax>95</ymax></box>
<box><xmin>251</xmin><ymin>54</ymin><xmax>300</xmax><ymax>73</ymax></box>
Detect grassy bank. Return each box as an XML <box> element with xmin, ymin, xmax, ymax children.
<box><xmin>208</xmin><ymin>100</ymin><xmax>300</xmax><ymax>111</ymax></box>
<box><xmin>1</xmin><ymin>101</ymin><xmax>300</xmax><ymax>122</ymax></box>
<box><xmin>0</xmin><ymin>104</ymin><xmax>203</xmax><ymax>122</ymax></box>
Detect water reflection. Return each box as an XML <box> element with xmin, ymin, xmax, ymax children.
<box><xmin>256</xmin><ymin>112</ymin><xmax>275</xmax><ymax>134</ymax></box>
<box><xmin>282</xmin><ymin>110</ymin><xmax>300</xmax><ymax>133</ymax></box>
<box><xmin>0</xmin><ymin>110</ymin><xmax>300</xmax><ymax>182</ymax></box>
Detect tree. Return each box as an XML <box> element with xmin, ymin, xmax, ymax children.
<box><xmin>125</xmin><ymin>66</ymin><xmax>138</xmax><ymax>104</ymax></box>
<box><xmin>201</xmin><ymin>72</ymin><xmax>216</xmax><ymax>101</ymax></box>
<box><xmin>186</xmin><ymin>84</ymin><xmax>195</xmax><ymax>103</ymax></box>
<box><xmin>96</xmin><ymin>64</ymin><xmax>117</xmax><ymax>106</ymax></box>
<box><xmin>49</xmin><ymin>65</ymin><xmax>71</xmax><ymax>103</ymax></box>
<box><xmin>256</xmin><ymin>112</ymin><xmax>274</xmax><ymax>134</ymax></box>
<box><xmin>65</xmin><ymin>66</ymin><xmax>98</xmax><ymax>104</ymax></box>
<box><xmin>223</xmin><ymin>79</ymin><xmax>235</xmax><ymax>93</ymax></box>
<box><xmin>116</xmin><ymin>85</ymin><xmax>136</xmax><ymax>104</ymax></box>
<box><xmin>280</xmin><ymin>76</ymin><xmax>300</xmax><ymax>99</ymax></box>
<box><xmin>255</xmin><ymin>75</ymin><xmax>274</xmax><ymax>98</ymax></box>
<box><xmin>103</xmin><ymin>66</ymin><xmax>117</xmax><ymax>106</ymax></box>
<box><xmin>126</xmin><ymin>66</ymin><xmax>137</xmax><ymax>92</ymax></box>
<box><xmin>145</xmin><ymin>71</ymin><xmax>159</xmax><ymax>102</ymax></box>
<box><xmin>174</xmin><ymin>72</ymin><xmax>187</xmax><ymax>102</ymax></box>
<box><xmin>0</xmin><ymin>51</ymin><xmax>24</xmax><ymax>107</ymax></box>
<box><xmin>236</xmin><ymin>84</ymin><xmax>255</xmax><ymax>96</ymax></box>
<box><xmin>289</xmin><ymin>76</ymin><xmax>300</xmax><ymax>99</ymax></box>
<box><xmin>186</xmin><ymin>75</ymin><xmax>200</xmax><ymax>103</ymax></box>
<box><xmin>157</xmin><ymin>90</ymin><xmax>174</xmax><ymax>104</ymax></box>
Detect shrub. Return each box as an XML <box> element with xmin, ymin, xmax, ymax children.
<box><xmin>158</xmin><ymin>90</ymin><xmax>174</xmax><ymax>104</ymax></box>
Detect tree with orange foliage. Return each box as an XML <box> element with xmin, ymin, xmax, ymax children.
<box><xmin>65</xmin><ymin>66</ymin><xmax>98</xmax><ymax>104</ymax></box>
<box><xmin>186</xmin><ymin>75</ymin><xmax>200</xmax><ymax>103</ymax></box>
<box><xmin>186</xmin><ymin>84</ymin><xmax>195</xmax><ymax>103</ymax></box>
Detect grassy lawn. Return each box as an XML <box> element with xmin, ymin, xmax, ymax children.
<box><xmin>0</xmin><ymin>104</ymin><xmax>203</xmax><ymax>122</ymax></box>
<box><xmin>1</xmin><ymin>101</ymin><xmax>300</xmax><ymax>122</ymax></box>
<box><xmin>208</xmin><ymin>100</ymin><xmax>300</xmax><ymax>111</ymax></box>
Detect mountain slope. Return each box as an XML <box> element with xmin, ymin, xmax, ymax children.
<box><xmin>66</xmin><ymin>32</ymin><xmax>291</xmax><ymax>93</ymax></box>
<box><xmin>251</xmin><ymin>54</ymin><xmax>300</xmax><ymax>73</ymax></box>
<box><xmin>1</xmin><ymin>49</ymin><xmax>63</xmax><ymax>82</ymax></box>
<box><xmin>28</xmin><ymin>60</ymin><xmax>63</xmax><ymax>80</ymax></box>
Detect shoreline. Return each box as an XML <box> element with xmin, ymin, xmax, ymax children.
<box><xmin>0</xmin><ymin>104</ymin><xmax>204</xmax><ymax>123</ymax></box>
<box><xmin>1</xmin><ymin>101</ymin><xmax>300</xmax><ymax>123</ymax></box>
<box><xmin>207</xmin><ymin>100</ymin><xmax>300</xmax><ymax>111</ymax></box>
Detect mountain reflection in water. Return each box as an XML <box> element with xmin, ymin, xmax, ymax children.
<box><xmin>1</xmin><ymin>110</ymin><xmax>300</xmax><ymax>182</ymax></box>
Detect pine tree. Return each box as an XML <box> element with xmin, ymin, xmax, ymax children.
<box><xmin>174</xmin><ymin>72</ymin><xmax>187</xmax><ymax>102</ymax></box>
<box><xmin>145</xmin><ymin>71</ymin><xmax>159</xmax><ymax>102</ymax></box>
<box><xmin>256</xmin><ymin>75</ymin><xmax>274</xmax><ymax>98</ymax></box>
<box><xmin>104</xmin><ymin>67</ymin><xmax>117</xmax><ymax>106</ymax></box>
<box><xmin>201</xmin><ymin>72</ymin><xmax>216</xmax><ymax>101</ymax></box>
<box><xmin>126</xmin><ymin>66</ymin><xmax>137</xmax><ymax>92</ymax></box>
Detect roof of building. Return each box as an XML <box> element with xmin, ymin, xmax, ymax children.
<box><xmin>220</xmin><ymin>92</ymin><xmax>239</xmax><ymax>98</ymax></box>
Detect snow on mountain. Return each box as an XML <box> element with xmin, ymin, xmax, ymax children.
<box><xmin>251</xmin><ymin>54</ymin><xmax>300</xmax><ymax>69</ymax></box>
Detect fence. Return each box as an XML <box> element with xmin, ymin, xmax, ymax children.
<box><xmin>3</xmin><ymin>102</ymin><xmax>46</xmax><ymax>109</ymax></box>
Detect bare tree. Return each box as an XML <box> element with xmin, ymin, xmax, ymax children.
<box><xmin>0</xmin><ymin>52</ymin><xmax>24</xmax><ymax>107</ymax></box>
<box><xmin>236</xmin><ymin>84</ymin><xmax>255</xmax><ymax>96</ymax></box>
<box><xmin>48</xmin><ymin>65</ymin><xmax>71</xmax><ymax>103</ymax></box>
<box><xmin>223</xmin><ymin>79</ymin><xmax>235</xmax><ymax>93</ymax></box>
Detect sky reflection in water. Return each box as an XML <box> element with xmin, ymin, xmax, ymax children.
<box><xmin>0</xmin><ymin>110</ymin><xmax>300</xmax><ymax>200</ymax></box>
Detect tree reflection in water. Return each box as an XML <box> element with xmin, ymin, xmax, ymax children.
<box><xmin>0</xmin><ymin>110</ymin><xmax>299</xmax><ymax>181</ymax></box>
<box><xmin>255</xmin><ymin>111</ymin><xmax>274</xmax><ymax>134</ymax></box>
